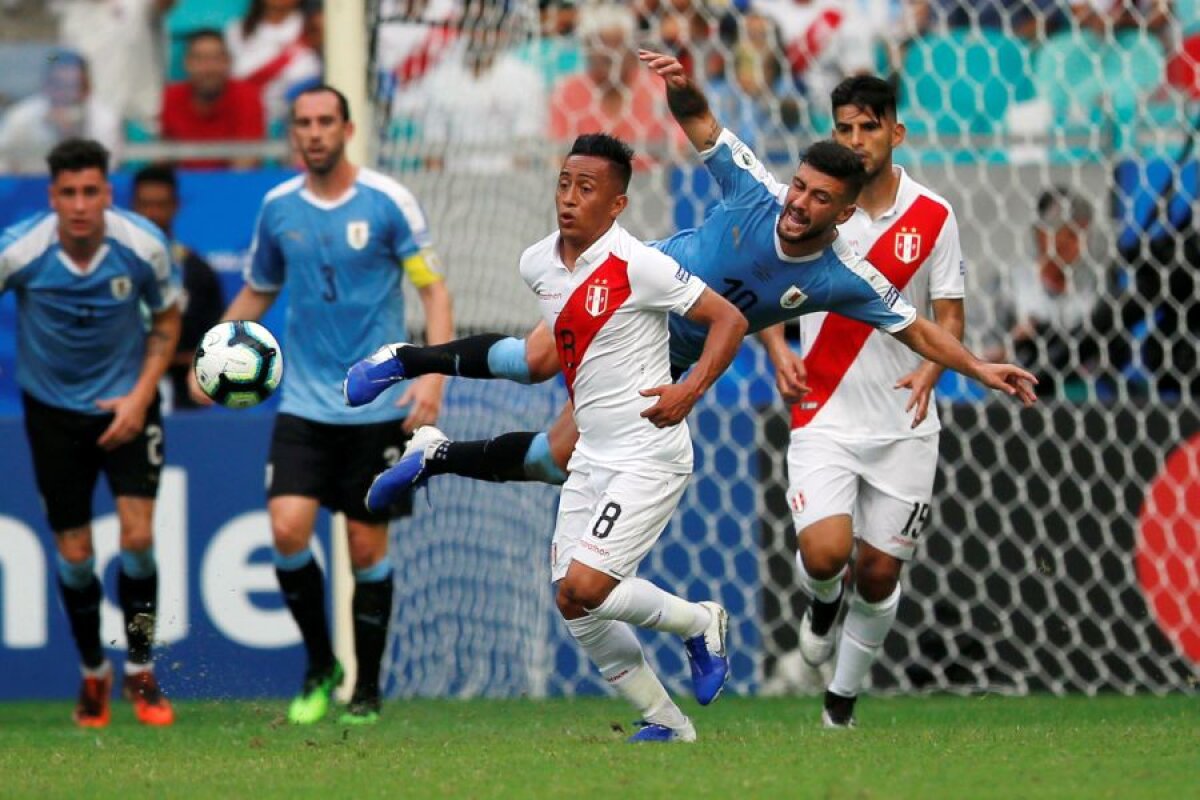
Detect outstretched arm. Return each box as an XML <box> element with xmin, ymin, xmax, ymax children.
<box><xmin>639</xmin><ymin>49</ymin><xmax>723</xmax><ymax>152</ymax></box>
<box><xmin>891</xmin><ymin>316</ymin><xmax>1037</xmax><ymax>405</ymax></box>
<box><xmin>640</xmin><ymin>288</ymin><xmax>748</xmax><ymax>427</ymax></box>
<box><xmin>894</xmin><ymin>298</ymin><xmax>964</xmax><ymax>427</ymax></box>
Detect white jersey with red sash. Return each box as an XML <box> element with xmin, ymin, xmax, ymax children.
<box><xmin>520</xmin><ymin>222</ymin><xmax>706</xmax><ymax>474</ymax></box>
<box><xmin>794</xmin><ymin>168</ymin><xmax>965</xmax><ymax>441</ymax></box>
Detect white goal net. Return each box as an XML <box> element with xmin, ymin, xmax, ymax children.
<box><xmin>365</xmin><ymin>0</ymin><xmax>1200</xmax><ymax>698</ymax></box>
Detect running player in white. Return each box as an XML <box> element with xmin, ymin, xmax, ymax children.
<box><xmin>521</xmin><ymin>133</ymin><xmax>746</xmax><ymax>742</ymax></box>
<box><xmin>773</xmin><ymin>75</ymin><xmax>973</xmax><ymax>728</ymax></box>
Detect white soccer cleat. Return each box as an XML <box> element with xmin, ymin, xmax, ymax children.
<box><xmin>798</xmin><ymin>606</ymin><xmax>837</xmax><ymax>667</ymax></box>
<box><xmin>364</xmin><ymin>425</ymin><xmax>449</xmax><ymax>512</ymax></box>
<box><xmin>821</xmin><ymin>690</ymin><xmax>857</xmax><ymax>729</ymax></box>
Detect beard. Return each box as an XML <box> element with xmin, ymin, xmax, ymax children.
<box><xmin>776</xmin><ymin>216</ymin><xmax>832</xmax><ymax>244</ymax></box>
<box><xmin>303</xmin><ymin>143</ymin><xmax>344</xmax><ymax>175</ymax></box>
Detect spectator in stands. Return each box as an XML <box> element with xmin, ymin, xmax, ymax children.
<box><xmin>749</xmin><ymin>0</ymin><xmax>877</xmax><ymax>109</ymax></box>
<box><xmin>927</xmin><ymin>0</ymin><xmax>1071</xmax><ymax>39</ymax></box>
<box><xmin>0</xmin><ymin>50</ymin><xmax>122</xmax><ymax>175</ymax></box>
<box><xmin>1004</xmin><ymin>188</ymin><xmax>1102</xmax><ymax>397</ymax></box>
<box><xmin>226</xmin><ymin>0</ymin><xmax>322</xmax><ymax>134</ymax></box>
<box><xmin>130</xmin><ymin>164</ymin><xmax>224</xmax><ymax>411</ymax></box>
<box><xmin>398</xmin><ymin>2</ymin><xmax>546</xmax><ymax>173</ymax></box>
<box><xmin>517</xmin><ymin>0</ymin><xmax>584</xmax><ymax>86</ymax></box>
<box><xmin>548</xmin><ymin>3</ymin><xmax>682</xmax><ymax>165</ymax></box>
<box><xmin>55</xmin><ymin>0</ymin><xmax>175</xmax><ymax>133</ymax></box>
<box><xmin>162</xmin><ymin>29</ymin><xmax>266</xmax><ymax>169</ymax></box>
<box><xmin>709</xmin><ymin>11</ymin><xmax>804</xmax><ymax>158</ymax></box>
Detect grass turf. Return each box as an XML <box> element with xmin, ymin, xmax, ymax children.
<box><xmin>1</xmin><ymin>695</ymin><xmax>1195</xmax><ymax>799</ymax></box>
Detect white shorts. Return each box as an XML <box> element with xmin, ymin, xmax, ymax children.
<box><xmin>550</xmin><ymin>464</ymin><xmax>689</xmax><ymax>583</ymax></box>
<box><xmin>786</xmin><ymin>431</ymin><xmax>939</xmax><ymax>561</ymax></box>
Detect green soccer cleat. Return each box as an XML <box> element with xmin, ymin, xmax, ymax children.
<box><xmin>337</xmin><ymin>688</ymin><xmax>382</xmax><ymax>726</ymax></box>
<box><xmin>287</xmin><ymin>661</ymin><xmax>345</xmax><ymax>725</ymax></box>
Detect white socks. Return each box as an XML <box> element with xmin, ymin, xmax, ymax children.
<box><xmin>565</xmin><ymin>614</ymin><xmax>689</xmax><ymax>729</ymax></box>
<box><xmin>590</xmin><ymin>577</ymin><xmax>711</xmax><ymax>639</ymax></box>
<box><xmin>795</xmin><ymin>550</ymin><xmax>846</xmax><ymax>604</ymax></box>
<box><xmin>829</xmin><ymin>585</ymin><xmax>901</xmax><ymax>698</ymax></box>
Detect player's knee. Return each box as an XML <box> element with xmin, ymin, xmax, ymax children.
<box><xmin>56</xmin><ymin>532</ymin><xmax>94</xmax><ymax>564</ymax></box>
<box><xmin>554</xmin><ymin>583</ymin><xmax>587</xmax><ymax>619</ymax></box>
<box><xmin>119</xmin><ymin>524</ymin><xmax>153</xmax><ymax>555</ymax></box>
<box><xmin>797</xmin><ymin>538</ymin><xmax>852</xmax><ymax>580</ymax></box>
<box><xmin>558</xmin><ymin>574</ymin><xmax>611</xmax><ymax>612</ymax></box>
<box><xmin>271</xmin><ymin>518</ymin><xmax>312</xmax><ymax>555</ymax></box>
<box><xmin>347</xmin><ymin>538</ymin><xmax>387</xmax><ymax>572</ymax></box>
<box><xmin>855</xmin><ymin>553</ymin><xmax>902</xmax><ymax>603</ymax></box>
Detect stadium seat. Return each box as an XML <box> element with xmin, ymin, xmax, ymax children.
<box><xmin>164</xmin><ymin>0</ymin><xmax>251</xmax><ymax>80</ymax></box>
<box><xmin>901</xmin><ymin>30</ymin><xmax>1034</xmax><ymax>136</ymax></box>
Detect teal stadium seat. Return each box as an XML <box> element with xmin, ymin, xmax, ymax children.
<box><xmin>1034</xmin><ymin>28</ymin><xmax>1166</xmax><ymax>153</ymax></box>
<box><xmin>899</xmin><ymin>29</ymin><xmax>1035</xmax><ymax>164</ymax></box>
<box><xmin>165</xmin><ymin>0</ymin><xmax>251</xmax><ymax>81</ymax></box>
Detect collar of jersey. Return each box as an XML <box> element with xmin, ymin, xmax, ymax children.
<box><xmin>300</xmin><ymin>184</ymin><xmax>358</xmax><ymax>211</ymax></box>
<box><xmin>855</xmin><ymin>166</ymin><xmax>912</xmax><ymax>224</ymax></box>
<box><xmin>555</xmin><ymin>221</ymin><xmax>620</xmax><ymax>272</ymax></box>
<box><xmin>772</xmin><ymin>221</ymin><xmax>825</xmax><ymax>263</ymax></box>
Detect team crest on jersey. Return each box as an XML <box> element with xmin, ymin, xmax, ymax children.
<box><xmin>346</xmin><ymin>221</ymin><xmax>370</xmax><ymax>250</ymax></box>
<box><xmin>894</xmin><ymin>227</ymin><xmax>922</xmax><ymax>264</ymax></box>
<box><xmin>780</xmin><ymin>285</ymin><xmax>807</xmax><ymax>309</ymax></box>
<box><xmin>110</xmin><ymin>276</ymin><xmax>132</xmax><ymax>300</ymax></box>
<box><xmin>585</xmin><ymin>283</ymin><xmax>610</xmax><ymax>316</ymax></box>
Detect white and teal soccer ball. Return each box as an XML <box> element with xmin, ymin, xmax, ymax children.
<box><xmin>193</xmin><ymin>320</ymin><xmax>284</xmax><ymax>409</ymax></box>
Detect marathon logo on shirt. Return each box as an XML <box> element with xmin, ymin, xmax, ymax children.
<box><xmin>110</xmin><ymin>276</ymin><xmax>132</xmax><ymax>300</ymax></box>
<box><xmin>585</xmin><ymin>282</ymin><xmax>610</xmax><ymax>316</ymax></box>
<box><xmin>346</xmin><ymin>221</ymin><xmax>370</xmax><ymax>250</ymax></box>
<box><xmin>894</xmin><ymin>228</ymin><xmax>921</xmax><ymax>264</ymax></box>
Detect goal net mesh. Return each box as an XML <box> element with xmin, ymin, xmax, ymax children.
<box><xmin>366</xmin><ymin>0</ymin><xmax>1200</xmax><ymax>698</ymax></box>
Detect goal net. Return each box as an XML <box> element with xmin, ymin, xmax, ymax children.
<box><xmin>365</xmin><ymin>0</ymin><xmax>1199</xmax><ymax>698</ymax></box>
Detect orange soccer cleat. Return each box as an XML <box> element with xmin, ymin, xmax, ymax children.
<box><xmin>123</xmin><ymin>671</ymin><xmax>175</xmax><ymax>726</ymax></box>
<box><xmin>74</xmin><ymin>666</ymin><xmax>113</xmax><ymax>728</ymax></box>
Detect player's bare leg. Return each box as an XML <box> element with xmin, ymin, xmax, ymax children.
<box><xmin>824</xmin><ymin>541</ymin><xmax>903</xmax><ymax>729</ymax></box>
<box><xmin>115</xmin><ymin>495</ymin><xmax>173</xmax><ymax>725</ymax></box>
<box><xmin>55</xmin><ymin>525</ymin><xmax>111</xmax><ymax>727</ymax></box>
<box><xmin>271</xmin><ymin>495</ymin><xmax>343</xmax><ymax>724</ymax></box>
<box><xmin>338</xmin><ymin>520</ymin><xmax>392</xmax><ymax>725</ymax></box>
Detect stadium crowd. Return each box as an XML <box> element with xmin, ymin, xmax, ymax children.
<box><xmin>0</xmin><ymin>0</ymin><xmax>1197</xmax><ymax>399</ymax></box>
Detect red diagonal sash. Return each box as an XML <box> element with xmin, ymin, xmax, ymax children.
<box><xmin>790</xmin><ymin>195</ymin><xmax>949</xmax><ymax>429</ymax></box>
<box><xmin>554</xmin><ymin>254</ymin><xmax>632</xmax><ymax>400</ymax></box>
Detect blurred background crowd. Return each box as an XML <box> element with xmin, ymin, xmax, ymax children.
<box><xmin>0</xmin><ymin>0</ymin><xmax>1196</xmax><ymax>403</ymax></box>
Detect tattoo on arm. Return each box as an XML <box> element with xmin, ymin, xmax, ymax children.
<box><xmin>701</xmin><ymin>119</ymin><xmax>720</xmax><ymax>148</ymax></box>
<box><xmin>666</xmin><ymin>82</ymin><xmax>708</xmax><ymax>120</ymax></box>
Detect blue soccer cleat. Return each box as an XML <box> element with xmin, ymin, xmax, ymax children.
<box><xmin>343</xmin><ymin>343</ymin><xmax>411</xmax><ymax>407</ymax></box>
<box><xmin>627</xmin><ymin>720</ymin><xmax>696</xmax><ymax>743</ymax></box>
<box><xmin>364</xmin><ymin>426</ymin><xmax>448</xmax><ymax>512</ymax></box>
<box><xmin>684</xmin><ymin>601</ymin><xmax>729</xmax><ymax>706</ymax></box>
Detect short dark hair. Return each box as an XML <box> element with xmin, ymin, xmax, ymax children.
<box><xmin>567</xmin><ymin>133</ymin><xmax>634</xmax><ymax>192</ymax></box>
<box><xmin>133</xmin><ymin>163</ymin><xmax>178</xmax><ymax>196</ymax></box>
<box><xmin>830</xmin><ymin>75</ymin><xmax>897</xmax><ymax>122</ymax></box>
<box><xmin>799</xmin><ymin>140</ymin><xmax>868</xmax><ymax>201</ymax></box>
<box><xmin>1036</xmin><ymin>186</ymin><xmax>1092</xmax><ymax>228</ymax></box>
<box><xmin>185</xmin><ymin>28</ymin><xmax>227</xmax><ymax>51</ymax></box>
<box><xmin>291</xmin><ymin>84</ymin><xmax>352</xmax><ymax>123</ymax></box>
<box><xmin>46</xmin><ymin>138</ymin><xmax>109</xmax><ymax>178</ymax></box>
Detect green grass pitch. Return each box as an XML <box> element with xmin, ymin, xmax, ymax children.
<box><xmin>2</xmin><ymin>695</ymin><xmax>1195</xmax><ymax>798</ymax></box>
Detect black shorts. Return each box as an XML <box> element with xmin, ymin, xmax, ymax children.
<box><xmin>267</xmin><ymin>413</ymin><xmax>413</xmax><ymax>523</ymax></box>
<box><xmin>22</xmin><ymin>392</ymin><xmax>164</xmax><ymax>532</ymax></box>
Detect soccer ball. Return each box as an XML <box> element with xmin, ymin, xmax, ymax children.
<box><xmin>193</xmin><ymin>321</ymin><xmax>284</xmax><ymax>409</ymax></box>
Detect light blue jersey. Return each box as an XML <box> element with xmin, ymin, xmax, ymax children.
<box><xmin>655</xmin><ymin>129</ymin><xmax>916</xmax><ymax>368</ymax></box>
<box><xmin>0</xmin><ymin>209</ymin><xmax>179</xmax><ymax>414</ymax></box>
<box><xmin>247</xmin><ymin>168</ymin><xmax>442</xmax><ymax>424</ymax></box>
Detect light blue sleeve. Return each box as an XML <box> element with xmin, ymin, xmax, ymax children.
<box><xmin>697</xmin><ymin>128</ymin><xmax>787</xmax><ymax>207</ymax></box>
<box><xmin>244</xmin><ymin>203</ymin><xmax>285</xmax><ymax>291</ymax></box>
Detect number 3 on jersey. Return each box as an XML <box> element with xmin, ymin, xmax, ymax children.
<box><xmin>320</xmin><ymin>264</ymin><xmax>337</xmax><ymax>302</ymax></box>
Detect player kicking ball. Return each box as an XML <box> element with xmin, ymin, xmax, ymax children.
<box><xmin>393</xmin><ymin>133</ymin><xmax>746</xmax><ymax>742</ymax></box>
